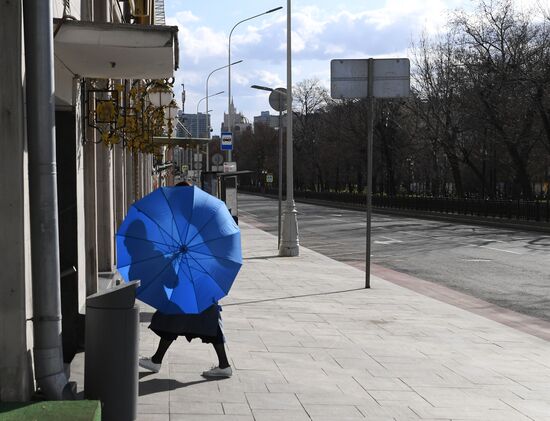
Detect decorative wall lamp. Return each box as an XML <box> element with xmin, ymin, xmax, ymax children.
<box><xmin>84</xmin><ymin>81</ymin><xmax>128</xmax><ymax>146</ymax></box>
<box><xmin>163</xmin><ymin>99</ymin><xmax>179</xmax><ymax>138</ymax></box>
<box><xmin>128</xmin><ymin>0</ymin><xmax>150</xmax><ymax>17</ymax></box>
<box><xmin>83</xmin><ymin>78</ymin><xmax>178</xmax><ymax>152</ymax></box>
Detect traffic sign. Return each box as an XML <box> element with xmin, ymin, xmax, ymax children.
<box><xmin>212</xmin><ymin>153</ymin><xmax>224</xmax><ymax>165</ymax></box>
<box><xmin>223</xmin><ymin>162</ymin><xmax>237</xmax><ymax>173</ymax></box>
<box><xmin>330</xmin><ymin>58</ymin><xmax>410</xmax><ymax>99</ymax></box>
<box><xmin>266</xmin><ymin>173</ymin><xmax>274</xmax><ymax>183</ymax></box>
<box><xmin>269</xmin><ymin>88</ymin><xmax>287</xmax><ymax>112</ymax></box>
<box><xmin>221</xmin><ymin>132</ymin><xmax>233</xmax><ymax>151</ymax></box>
<box><xmin>330</xmin><ymin>57</ymin><xmax>411</xmax><ymax>289</ymax></box>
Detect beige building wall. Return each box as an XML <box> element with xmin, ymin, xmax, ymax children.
<box><xmin>113</xmin><ymin>143</ymin><xmax>127</xmax><ymax>250</ymax></box>
<box><xmin>96</xmin><ymin>143</ymin><xmax>115</xmax><ymax>273</ymax></box>
<box><xmin>74</xmin><ymin>78</ymin><xmax>89</xmax><ymax>308</ymax></box>
<box><xmin>0</xmin><ymin>0</ymin><xmax>34</xmax><ymax>401</ymax></box>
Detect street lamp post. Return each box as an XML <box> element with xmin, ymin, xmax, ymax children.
<box><xmin>206</xmin><ymin>60</ymin><xmax>242</xmax><ymax>171</ymax></box>
<box><xmin>279</xmin><ymin>0</ymin><xmax>299</xmax><ymax>256</ymax></box>
<box><xmin>227</xmin><ymin>6</ymin><xmax>283</xmax><ymax>162</ymax></box>
<box><xmin>251</xmin><ymin>84</ymin><xmax>287</xmax><ymax>247</ymax></box>
<box><xmin>196</xmin><ymin>91</ymin><xmax>224</xmax><ymax>138</ymax></box>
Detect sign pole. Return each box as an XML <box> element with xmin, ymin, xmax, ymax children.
<box><xmin>329</xmin><ymin>57</ymin><xmax>410</xmax><ymax>288</ymax></box>
<box><xmin>365</xmin><ymin>58</ymin><xmax>374</xmax><ymax>289</ymax></box>
<box><xmin>220</xmin><ymin>132</ymin><xmax>233</xmax><ymax>153</ymax></box>
<box><xmin>278</xmin><ymin>109</ymin><xmax>283</xmax><ymax>248</ymax></box>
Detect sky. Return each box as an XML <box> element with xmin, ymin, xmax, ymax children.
<box><xmin>164</xmin><ymin>0</ymin><xmax>546</xmax><ymax>137</ymax></box>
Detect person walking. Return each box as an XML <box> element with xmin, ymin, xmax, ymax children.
<box><xmin>138</xmin><ymin>303</ymin><xmax>232</xmax><ymax>378</ymax></box>
<box><xmin>138</xmin><ymin>180</ymin><xmax>232</xmax><ymax>378</ymax></box>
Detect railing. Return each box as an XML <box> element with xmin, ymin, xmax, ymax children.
<box><xmin>240</xmin><ymin>186</ymin><xmax>550</xmax><ymax>223</ymax></box>
<box><xmin>374</xmin><ymin>196</ymin><xmax>550</xmax><ymax>223</ymax></box>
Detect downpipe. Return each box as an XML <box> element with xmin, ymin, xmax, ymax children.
<box><xmin>23</xmin><ymin>0</ymin><xmax>73</xmax><ymax>400</ymax></box>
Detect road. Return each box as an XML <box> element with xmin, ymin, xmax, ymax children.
<box><xmin>238</xmin><ymin>193</ymin><xmax>550</xmax><ymax>322</ymax></box>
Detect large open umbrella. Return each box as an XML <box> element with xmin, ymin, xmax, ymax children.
<box><xmin>116</xmin><ymin>186</ymin><xmax>242</xmax><ymax>314</ymax></box>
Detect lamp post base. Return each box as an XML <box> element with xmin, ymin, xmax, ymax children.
<box><xmin>278</xmin><ymin>200</ymin><xmax>299</xmax><ymax>256</ymax></box>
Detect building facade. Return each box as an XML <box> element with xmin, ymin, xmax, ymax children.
<box><xmin>177</xmin><ymin>111</ymin><xmax>210</xmax><ymax>138</ymax></box>
<box><xmin>222</xmin><ymin>99</ymin><xmax>252</xmax><ymax>134</ymax></box>
<box><xmin>253</xmin><ymin>111</ymin><xmax>282</xmax><ymax>129</ymax></box>
<box><xmin>0</xmin><ymin>0</ymin><xmax>178</xmax><ymax>401</ymax></box>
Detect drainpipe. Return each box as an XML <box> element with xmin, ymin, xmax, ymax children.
<box><xmin>23</xmin><ymin>0</ymin><xmax>72</xmax><ymax>399</ymax></box>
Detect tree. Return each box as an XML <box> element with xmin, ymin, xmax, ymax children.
<box><xmin>292</xmin><ymin>78</ymin><xmax>330</xmax><ymax>190</ymax></box>
<box><xmin>411</xmin><ymin>31</ymin><xmax>470</xmax><ymax>197</ymax></box>
<box><xmin>454</xmin><ymin>0</ymin><xmax>542</xmax><ymax>198</ymax></box>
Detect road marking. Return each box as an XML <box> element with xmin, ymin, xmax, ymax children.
<box><xmin>463</xmin><ymin>258</ymin><xmax>492</xmax><ymax>262</ymax></box>
<box><xmin>402</xmin><ymin>232</ymin><xmax>441</xmax><ymax>240</ymax></box>
<box><xmin>479</xmin><ymin>245</ymin><xmax>522</xmax><ymax>255</ymax></box>
<box><xmin>374</xmin><ymin>236</ymin><xmax>403</xmax><ymax>245</ymax></box>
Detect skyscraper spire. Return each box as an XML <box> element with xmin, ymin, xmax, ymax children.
<box><xmin>181</xmin><ymin>83</ymin><xmax>186</xmax><ymax>114</ymax></box>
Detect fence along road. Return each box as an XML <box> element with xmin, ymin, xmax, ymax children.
<box><xmin>238</xmin><ymin>193</ymin><xmax>550</xmax><ymax>323</ymax></box>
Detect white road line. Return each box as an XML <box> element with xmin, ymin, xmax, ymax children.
<box><xmin>379</xmin><ymin>236</ymin><xmax>402</xmax><ymax>242</ymax></box>
<box><xmin>402</xmin><ymin>232</ymin><xmax>441</xmax><ymax>240</ymax></box>
<box><xmin>374</xmin><ymin>236</ymin><xmax>404</xmax><ymax>245</ymax></box>
<box><xmin>479</xmin><ymin>245</ymin><xmax>522</xmax><ymax>255</ymax></box>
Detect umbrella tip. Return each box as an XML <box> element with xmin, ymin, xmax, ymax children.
<box><xmin>179</xmin><ymin>245</ymin><xmax>188</xmax><ymax>254</ymax></box>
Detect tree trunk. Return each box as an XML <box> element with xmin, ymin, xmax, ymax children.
<box><xmin>447</xmin><ymin>152</ymin><xmax>464</xmax><ymax>198</ymax></box>
<box><xmin>506</xmin><ymin>143</ymin><xmax>533</xmax><ymax>199</ymax></box>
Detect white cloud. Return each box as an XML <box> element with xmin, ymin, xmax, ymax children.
<box><xmin>169</xmin><ymin>0</ymin><xmax>524</xmax><ymax>136</ymax></box>
<box><xmin>255</xmin><ymin>69</ymin><xmax>284</xmax><ymax>87</ymax></box>
<box><xmin>324</xmin><ymin>43</ymin><xmax>345</xmax><ymax>55</ymax></box>
<box><xmin>232</xmin><ymin>27</ymin><xmax>263</xmax><ymax>48</ymax></box>
<box><xmin>233</xmin><ymin>71</ymin><xmax>250</xmax><ymax>87</ymax></box>
<box><xmin>174</xmin><ymin>10</ymin><xmax>199</xmax><ymax>23</ymax></box>
<box><xmin>166</xmin><ymin>15</ymin><xmax>227</xmax><ymax>63</ymax></box>
<box><xmin>227</xmin><ymin>1</ymin><xmax>467</xmax><ymax>68</ymax></box>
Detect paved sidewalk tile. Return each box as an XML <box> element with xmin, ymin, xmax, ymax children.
<box><xmin>136</xmin><ymin>221</ymin><xmax>550</xmax><ymax>420</ymax></box>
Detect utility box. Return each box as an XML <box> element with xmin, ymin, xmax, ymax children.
<box><xmin>201</xmin><ymin>171</ymin><xmax>219</xmax><ymax>197</ymax></box>
<box><xmin>85</xmin><ymin>281</ymin><xmax>140</xmax><ymax>421</ymax></box>
<box><xmin>201</xmin><ymin>170</ymin><xmax>253</xmax><ymax>225</ymax></box>
<box><xmin>221</xmin><ymin>175</ymin><xmax>238</xmax><ymax>222</ymax></box>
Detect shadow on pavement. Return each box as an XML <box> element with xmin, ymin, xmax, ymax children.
<box><xmin>139</xmin><ymin>372</ymin><xmax>155</xmax><ymax>380</ymax></box>
<box><xmin>224</xmin><ymin>287</ymin><xmax>365</xmax><ymax>307</ymax></box>
<box><xmin>139</xmin><ymin>378</ymin><xmax>215</xmax><ymax>397</ymax></box>
<box><xmin>140</xmin><ymin>312</ymin><xmax>153</xmax><ymax>323</ymax></box>
<box><xmin>243</xmin><ymin>255</ymin><xmax>280</xmax><ymax>260</ymax></box>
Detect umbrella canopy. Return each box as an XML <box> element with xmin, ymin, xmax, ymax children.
<box><xmin>116</xmin><ymin>186</ymin><xmax>242</xmax><ymax>314</ymax></box>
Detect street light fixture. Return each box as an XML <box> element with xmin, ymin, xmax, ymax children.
<box><xmin>196</xmin><ymin>90</ymin><xmax>224</xmax><ymax>138</ymax></box>
<box><xmin>227</xmin><ymin>6</ymin><xmax>283</xmax><ymax>161</ymax></box>
<box><xmin>251</xmin><ymin>84</ymin><xmax>287</xmax><ymax>248</ymax></box>
<box><xmin>250</xmin><ymin>85</ymin><xmax>273</xmax><ymax>92</ymax></box>
<box><xmin>206</xmin><ymin>60</ymin><xmax>243</xmax><ymax>171</ymax></box>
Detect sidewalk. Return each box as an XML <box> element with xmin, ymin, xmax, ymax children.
<box><xmin>136</xmin><ymin>220</ymin><xmax>550</xmax><ymax>421</ymax></box>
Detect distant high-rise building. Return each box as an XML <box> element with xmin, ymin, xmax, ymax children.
<box><xmin>222</xmin><ymin>99</ymin><xmax>252</xmax><ymax>134</ymax></box>
<box><xmin>253</xmin><ymin>111</ymin><xmax>283</xmax><ymax>129</ymax></box>
<box><xmin>176</xmin><ymin>111</ymin><xmax>210</xmax><ymax>138</ymax></box>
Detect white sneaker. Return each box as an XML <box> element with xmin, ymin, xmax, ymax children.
<box><xmin>139</xmin><ymin>357</ymin><xmax>161</xmax><ymax>373</ymax></box>
<box><xmin>201</xmin><ymin>366</ymin><xmax>232</xmax><ymax>378</ymax></box>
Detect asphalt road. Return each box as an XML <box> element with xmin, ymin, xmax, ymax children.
<box><xmin>238</xmin><ymin>193</ymin><xmax>550</xmax><ymax>322</ymax></box>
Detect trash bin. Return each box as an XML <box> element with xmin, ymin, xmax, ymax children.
<box><xmin>84</xmin><ymin>280</ymin><xmax>140</xmax><ymax>421</ymax></box>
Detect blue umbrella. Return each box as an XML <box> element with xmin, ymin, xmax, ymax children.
<box><xmin>116</xmin><ymin>186</ymin><xmax>242</xmax><ymax>314</ymax></box>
